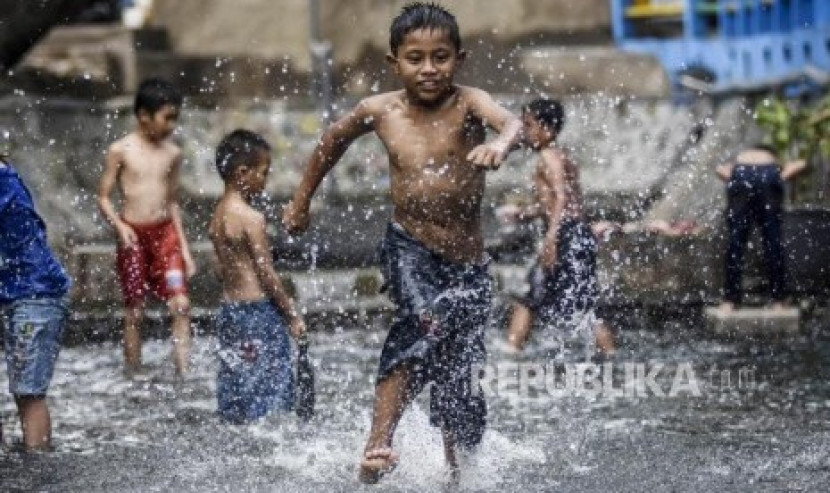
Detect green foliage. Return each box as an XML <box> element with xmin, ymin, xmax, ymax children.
<box><xmin>754</xmin><ymin>94</ymin><xmax>830</xmax><ymax>161</ymax></box>
<box><xmin>754</xmin><ymin>94</ymin><xmax>830</xmax><ymax>204</ymax></box>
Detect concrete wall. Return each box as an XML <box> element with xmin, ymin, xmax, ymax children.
<box><xmin>153</xmin><ymin>0</ymin><xmax>611</xmax><ymax>71</ymax></box>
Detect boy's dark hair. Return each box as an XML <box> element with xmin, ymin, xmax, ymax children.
<box><xmin>134</xmin><ymin>77</ymin><xmax>182</xmax><ymax>116</ymax></box>
<box><xmin>524</xmin><ymin>99</ymin><xmax>566</xmax><ymax>135</ymax></box>
<box><xmin>390</xmin><ymin>2</ymin><xmax>460</xmax><ymax>55</ymax></box>
<box><xmin>215</xmin><ymin>129</ymin><xmax>271</xmax><ymax>181</ymax></box>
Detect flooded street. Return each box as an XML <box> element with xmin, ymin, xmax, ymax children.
<box><xmin>3</xmin><ymin>309</ymin><xmax>830</xmax><ymax>492</ymax></box>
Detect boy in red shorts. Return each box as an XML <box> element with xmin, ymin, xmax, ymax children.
<box><xmin>97</xmin><ymin>78</ymin><xmax>196</xmax><ymax>378</ymax></box>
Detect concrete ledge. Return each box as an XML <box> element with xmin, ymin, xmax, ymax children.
<box><xmin>705</xmin><ymin>306</ymin><xmax>801</xmax><ymax>336</ymax></box>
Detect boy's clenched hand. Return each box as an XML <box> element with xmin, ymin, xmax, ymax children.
<box><xmin>282</xmin><ymin>199</ymin><xmax>310</xmax><ymax>235</ymax></box>
<box><xmin>467</xmin><ymin>140</ymin><xmax>510</xmax><ymax>169</ymax></box>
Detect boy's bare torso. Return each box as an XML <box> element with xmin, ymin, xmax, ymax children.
<box><xmin>534</xmin><ymin>148</ymin><xmax>583</xmax><ymax>224</ymax></box>
<box><xmin>112</xmin><ymin>132</ymin><xmax>181</xmax><ymax>224</ymax></box>
<box><xmin>209</xmin><ymin>197</ymin><xmax>267</xmax><ymax>302</ymax></box>
<box><xmin>367</xmin><ymin>87</ymin><xmax>488</xmax><ymax>263</ymax></box>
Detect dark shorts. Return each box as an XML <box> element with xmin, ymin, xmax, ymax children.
<box><xmin>1</xmin><ymin>297</ymin><xmax>68</xmax><ymax>396</ymax></box>
<box><xmin>378</xmin><ymin>223</ymin><xmax>491</xmax><ymax>449</ymax></box>
<box><xmin>216</xmin><ymin>300</ymin><xmax>294</xmax><ymax>424</ymax></box>
<box><xmin>521</xmin><ymin>219</ymin><xmax>600</xmax><ymax>329</ymax></box>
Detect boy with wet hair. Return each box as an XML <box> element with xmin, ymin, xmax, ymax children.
<box><xmin>209</xmin><ymin>129</ymin><xmax>306</xmax><ymax>423</ymax></box>
<box><xmin>282</xmin><ymin>1</ymin><xmax>522</xmax><ymax>483</ymax></box>
<box><xmin>1</xmin><ymin>152</ymin><xmax>71</xmax><ymax>451</ymax></box>
<box><xmin>500</xmin><ymin>98</ymin><xmax>615</xmax><ymax>355</ymax></box>
<box><xmin>97</xmin><ymin>77</ymin><xmax>195</xmax><ymax>378</ymax></box>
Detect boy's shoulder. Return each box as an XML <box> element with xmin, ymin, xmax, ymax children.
<box><xmin>539</xmin><ymin>147</ymin><xmax>569</xmax><ymax>167</ymax></box>
<box><xmin>356</xmin><ymin>91</ymin><xmax>404</xmax><ymax>114</ymax></box>
<box><xmin>216</xmin><ymin>196</ymin><xmax>265</xmax><ymax>227</ymax></box>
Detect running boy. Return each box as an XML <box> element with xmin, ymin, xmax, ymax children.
<box><xmin>500</xmin><ymin>99</ymin><xmax>615</xmax><ymax>355</ymax></box>
<box><xmin>282</xmin><ymin>3</ymin><xmax>521</xmax><ymax>482</ymax></box>
<box><xmin>97</xmin><ymin>78</ymin><xmax>195</xmax><ymax>377</ymax></box>
<box><xmin>209</xmin><ymin>129</ymin><xmax>306</xmax><ymax>423</ymax></box>
<box><xmin>1</xmin><ymin>153</ymin><xmax>71</xmax><ymax>451</ymax></box>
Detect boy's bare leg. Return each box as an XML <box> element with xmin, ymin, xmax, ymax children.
<box><xmin>506</xmin><ymin>302</ymin><xmax>533</xmax><ymax>352</ymax></box>
<box><xmin>593</xmin><ymin>320</ymin><xmax>615</xmax><ymax>356</ymax></box>
<box><xmin>14</xmin><ymin>396</ymin><xmax>51</xmax><ymax>452</ymax></box>
<box><xmin>169</xmin><ymin>294</ymin><xmax>191</xmax><ymax>377</ymax></box>
<box><xmin>359</xmin><ymin>364</ymin><xmax>414</xmax><ymax>484</ymax></box>
<box><xmin>441</xmin><ymin>428</ymin><xmax>460</xmax><ymax>482</ymax></box>
<box><xmin>124</xmin><ymin>305</ymin><xmax>144</xmax><ymax>375</ymax></box>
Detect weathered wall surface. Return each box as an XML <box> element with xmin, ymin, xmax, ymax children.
<box><xmin>154</xmin><ymin>0</ymin><xmax>611</xmax><ymax>70</ymax></box>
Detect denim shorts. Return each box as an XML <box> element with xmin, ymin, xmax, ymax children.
<box><xmin>216</xmin><ymin>300</ymin><xmax>294</xmax><ymax>423</ymax></box>
<box><xmin>1</xmin><ymin>297</ymin><xmax>68</xmax><ymax>396</ymax></box>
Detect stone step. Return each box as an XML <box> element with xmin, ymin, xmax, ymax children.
<box><xmin>705</xmin><ymin>306</ymin><xmax>801</xmax><ymax>336</ymax></box>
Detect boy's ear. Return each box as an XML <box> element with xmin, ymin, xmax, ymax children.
<box><xmin>385</xmin><ymin>53</ymin><xmax>400</xmax><ymax>74</ymax></box>
<box><xmin>136</xmin><ymin>108</ymin><xmax>151</xmax><ymax>122</ymax></box>
<box><xmin>456</xmin><ymin>49</ymin><xmax>468</xmax><ymax>65</ymax></box>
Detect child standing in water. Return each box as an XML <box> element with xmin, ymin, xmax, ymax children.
<box><xmin>282</xmin><ymin>2</ymin><xmax>521</xmax><ymax>483</ymax></box>
<box><xmin>0</xmin><ymin>153</ymin><xmax>71</xmax><ymax>451</ymax></box>
<box><xmin>209</xmin><ymin>130</ymin><xmax>306</xmax><ymax>423</ymax></box>
<box><xmin>500</xmin><ymin>99</ymin><xmax>615</xmax><ymax>355</ymax></box>
<box><xmin>715</xmin><ymin>144</ymin><xmax>806</xmax><ymax>311</ymax></box>
<box><xmin>97</xmin><ymin>78</ymin><xmax>195</xmax><ymax>378</ymax></box>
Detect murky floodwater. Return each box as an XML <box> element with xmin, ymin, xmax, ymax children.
<box><xmin>3</xmin><ymin>309</ymin><xmax>830</xmax><ymax>492</ymax></box>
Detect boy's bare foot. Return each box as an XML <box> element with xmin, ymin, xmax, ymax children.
<box><xmin>717</xmin><ymin>301</ymin><xmax>735</xmax><ymax>313</ymax></box>
<box><xmin>123</xmin><ymin>364</ymin><xmax>150</xmax><ymax>381</ymax></box>
<box><xmin>770</xmin><ymin>301</ymin><xmax>788</xmax><ymax>312</ymax></box>
<box><xmin>358</xmin><ymin>448</ymin><xmax>399</xmax><ymax>484</ymax></box>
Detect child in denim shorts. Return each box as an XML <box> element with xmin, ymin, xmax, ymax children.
<box><xmin>208</xmin><ymin>130</ymin><xmax>306</xmax><ymax>423</ymax></box>
<box><xmin>0</xmin><ymin>155</ymin><xmax>71</xmax><ymax>451</ymax></box>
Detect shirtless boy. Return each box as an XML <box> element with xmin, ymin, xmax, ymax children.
<box><xmin>209</xmin><ymin>130</ymin><xmax>306</xmax><ymax>423</ymax></box>
<box><xmin>715</xmin><ymin>144</ymin><xmax>806</xmax><ymax>312</ymax></box>
<box><xmin>500</xmin><ymin>99</ymin><xmax>615</xmax><ymax>355</ymax></box>
<box><xmin>97</xmin><ymin>78</ymin><xmax>195</xmax><ymax>377</ymax></box>
<box><xmin>281</xmin><ymin>3</ymin><xmax>521</xmax><ymax>483</ymax></box>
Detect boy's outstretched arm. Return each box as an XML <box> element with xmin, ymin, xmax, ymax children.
<box><xmin>167</xmin><ymin>152</ymin><xmax>196</xmax><ymax>277</ymax></box>
<box><xmin>282</xmin><ymin>101</ymin><xmax>375</xmax><ymax>234</ymax></box>
<box><xmin>247</xmin><ymin>215</ymin><xmax>306</xmax><ymax>339</ymax></box>
<box><xmin>539</xmin><ymin>151</ymin><xmax>567</xmax><ymax>268</ymax></box>
<box><xmin>97</xmin><ymin>143</ymin><xmax>137</xmax><ymax>247</ymax></box>
<box><xmin>465</xmin><ymin>88</ymin><xmax>522</xmax><ymax>169</ymax></box>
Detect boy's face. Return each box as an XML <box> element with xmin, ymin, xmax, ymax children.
<box><xmin>522</xmin><ymin>112</ymin><xmax>554</xmax><ymax>150</ymax></box>
<box><xmin>387</xmin><ymin>28</ymin><xmax>465</xmax><ymax>105</ymax></box>
<box><xmin>138</xmin><ymin>104</ymin><xmax>179</xmax><ymax>140</ymax></box>
<box><xmin>241</xmin><ymin>150</ymin><xmax>271</xmax><ymax>195</ymax></box>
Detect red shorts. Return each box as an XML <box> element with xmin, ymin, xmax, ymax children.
<box><xmin>116</xmin><ymin>218</ymin><xmax>188</xmax><ymax>307</ymax></box>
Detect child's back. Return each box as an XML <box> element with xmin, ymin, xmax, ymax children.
<box><xmin>210</xmin><ymin>196</ymin><xmax>268</xmax><ymax>302</ymax></box>
<box><xmin>209</xmin><ymin>129</ymin><xmax>306</xmax><ymax>423</ymax></box>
